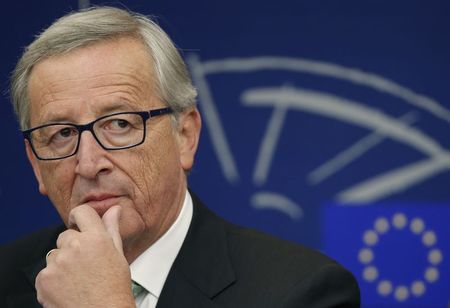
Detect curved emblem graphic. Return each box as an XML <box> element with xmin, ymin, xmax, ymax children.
<box><xmin>188</xmin><ymin>55</ymin><xmax>450</xmax><ymax>218</ymax></box>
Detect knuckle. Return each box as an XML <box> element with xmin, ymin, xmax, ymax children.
<box><xmin>36</xmin><ymin>291</ymin><xmax>44</xmax><ymax>305</ymax></box>
<box><xmin>68</xmin><ymin>206</ymin><xmax>81</xmax><ymax>220</ymax></box>
<box><xmin>36</xmin><ymin>270</ymin><xmax>52</xmax><ymax>306</ymax></box>
<box><xmin>35</xmin><ymin>271</ymin><xmax>42</xmax><ymax>287</ymax></box>
<box><xmin>56</xmin><ymin>232</ymin><xmax>66</xmax><ymax>248</ymax></box>
<box><xmin>53</xmin><ymin>249</ymin><xmax>73</xmax><ymax>267</ymax></box>
<box><xmin>77</xmin><ymin>203</ymin><xmax>93</xmax><ymax>213</ymax></box>
<box><xmin>57</xmin><ymin>229</ymin><xmax>80</xmax><ymax>247</ymax></box>
<box><xmin>69</xmin><ymin>204</ymin><xmax>86</xmax><ymax>218</ymax></box>
<box><xmin>69</xmin><ymin>238</ymin><xmax>81</xmax><ymax>249</ymax></box>
<box><xmin>54</xmin><ymin>251</ymin><xmax>64</xmax><ymax>264</ymax></box>
<box><xmin>36</xmin><ymin>268</ymin><xmax>51</xmax><ymax>286</ymax></box>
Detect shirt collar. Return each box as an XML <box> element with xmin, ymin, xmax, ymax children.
<box><xmin>130</xmin><ymin>190</ymin><xmax>193</xmax><ymax>298</ymax></box>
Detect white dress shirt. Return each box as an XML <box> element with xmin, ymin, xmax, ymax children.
<box><xmin>130</xmin><ymin>190</ymin><xmax>193</xmax><ymax>308</ymax></box>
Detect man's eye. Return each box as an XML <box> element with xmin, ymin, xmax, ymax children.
<box><xmin>115</xmin><ymin>119</ymin><xmax>130</xmax><ymax>128</ymax></box>
<box><xmin>59</xmin><ymin>127</ymin><xmax>75</xmax><ymax>138</ymax></box>
<box><xmin>108</xmin><ymin>119</ymin><xmax>131</xmax><ymax>130</ymax></box>
<box><xmin>47</xmin><ymin>127</ymin><xmax>77</xmax><ymax>144</ymax></box>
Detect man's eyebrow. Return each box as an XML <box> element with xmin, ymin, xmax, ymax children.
<box><xmin>39</xmin><ymin>101</ymin><xmax>141</xmax><ymax>125</ymax></box>
<box><xmin>38</xmin><ymin>112</ymin><xmax>74</xmax><ymax>124</ymax></box>
<box><xmin>99</xmin><ymin>101</ymin><xmax>140</xmax><ymax>114</ymax></box>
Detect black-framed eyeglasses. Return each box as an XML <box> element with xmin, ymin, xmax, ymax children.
<box><xmin>23</xmin><ymin>107</ymin><xmax>173</xmax><ymax>161</ymax></box>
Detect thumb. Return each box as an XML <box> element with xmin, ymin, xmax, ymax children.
<box><xmin>102</xmin><ymin>205</ymin><xmax>123</xmax><ymax>253</ymax></box>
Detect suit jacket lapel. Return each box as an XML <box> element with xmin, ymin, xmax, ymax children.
<box><xmin>157</xmin><ymin>193</ymin><xmax>235</xmax><ymax>308</ymax></box>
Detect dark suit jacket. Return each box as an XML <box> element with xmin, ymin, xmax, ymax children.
<box><xmin>0</xmin><ymin>194</ymin><xmax>360</xmax><ymax>307</ymax></box>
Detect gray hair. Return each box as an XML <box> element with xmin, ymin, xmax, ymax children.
<box><xmin>10</xmin><ymin>6</ymin><xmax>197</xmax><ymax>130</ymax></box>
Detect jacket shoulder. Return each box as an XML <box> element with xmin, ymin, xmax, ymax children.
<box><xmin>225</xmin><ymin>223</ymin><xmax>337</xmax><ymax>277</ymax></box>
<box><xmin>221</xmin><ymin>218</ymin><xmax>360</xmax><ymax>307</ymax></box>
<box><xmin>0</xmin><ymin>225</ymin><xmax>63</xmax><ymax>266</ymax></box>
<box><xmin>0</xmin><ymin>225</ymin><xmax>63</xmax><ymax>294</ymax></box>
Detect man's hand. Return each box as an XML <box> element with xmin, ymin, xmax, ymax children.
<box><xmin>35</xmin><ymin>205</ymin><xmax>135</xmax><ymax>308</ymax></box>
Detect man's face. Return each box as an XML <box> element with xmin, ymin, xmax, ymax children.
<box><xmin>26</xmin><ymin>37</ymin><xmax>200</xmax><ymax>260</ymax></box>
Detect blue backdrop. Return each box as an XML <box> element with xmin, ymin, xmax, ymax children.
<box><xmin>1</xmin><ymin>1</ymin><xmax>449</xmax><ymax>307</ymax></box>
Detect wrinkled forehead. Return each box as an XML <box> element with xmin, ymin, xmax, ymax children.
<box><xmin>27</xmin><ymin>37</ymin><xmax>157</xmax><ymax>125</ymax></box>
<box><xmin>29</xmin><ymin>36</ymin><xmax>154</xmax><ymax>87</ymax></box>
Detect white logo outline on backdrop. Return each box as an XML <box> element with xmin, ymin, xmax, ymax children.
<box><xmin>188</xmin><ymin>55</ymin><xmax>450</xmax><ymax>218</ymax></box>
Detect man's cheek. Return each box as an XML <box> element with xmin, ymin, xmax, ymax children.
<box><xmin>44</xmin><ymin>177</ymin><xmax>73</xmax><ymax>219</ymax></box>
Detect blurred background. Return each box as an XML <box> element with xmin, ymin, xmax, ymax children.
<box><xmin>1</xmin><ymin>1</ymin><xmax>449</xmax><ymax>307</ymax></box>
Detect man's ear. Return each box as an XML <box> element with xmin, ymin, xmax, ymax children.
<box><xmin>177</xmin><ymin>107</ymin><xmax>201</xmax><ymax>172</ymax></box>
<box><xmin>25</xmin><ymin>140</ymin><xmax>48</xmax><ymax>196</ymax></box>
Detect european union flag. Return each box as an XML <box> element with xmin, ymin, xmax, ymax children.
<box><xmin>323</xmin><ymin>202</ymin><xmax>450</xmax><ymax>308</ymax></box>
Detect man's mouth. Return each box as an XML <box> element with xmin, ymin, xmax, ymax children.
<box><xmin>82</xmin><ymin>194</ymin><xmax>123</xmax><ymax>217</ymax></box>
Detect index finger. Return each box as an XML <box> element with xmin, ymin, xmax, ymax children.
<box><xmin>68</xmin><ymin>204</ymin><xmax>105</xmax><ymax>232</ymax></box>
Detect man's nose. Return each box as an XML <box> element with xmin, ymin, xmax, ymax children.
<box><xmin>74</xmin><ymin>131</ymin><xmax>113</xmax><ymax>179</ymax></box>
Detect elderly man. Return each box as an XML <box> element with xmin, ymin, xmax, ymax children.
<box><xmin>0</xmin><ymin>6</ymin><xmax>360</xmax><ymax>308</ymax></box>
